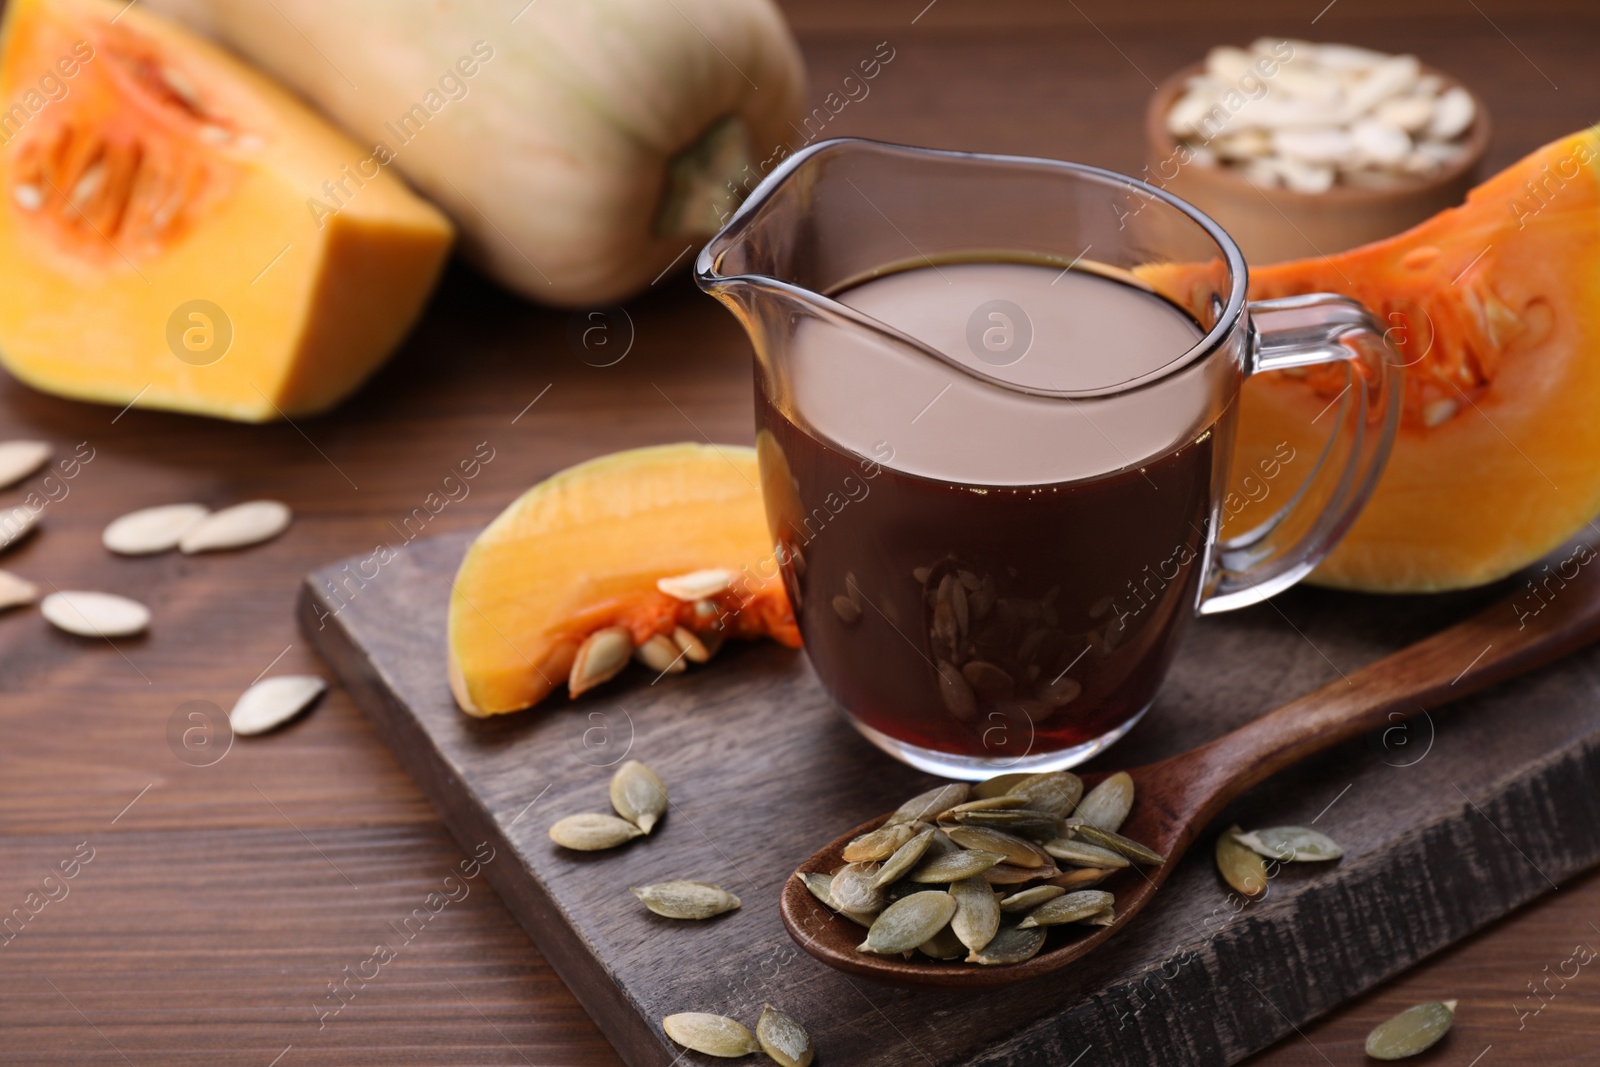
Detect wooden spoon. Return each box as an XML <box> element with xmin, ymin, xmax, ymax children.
<box><xmin>781</xmin><ymin>569</ymin><xmax>1600</xmax><ymax>987</ymax></box>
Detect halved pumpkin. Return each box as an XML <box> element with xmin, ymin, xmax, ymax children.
<box><xmin>1154</xmin><ymin>128</ymin><xmax>1600</xmax><ymax>592</ymax></box>
<box><xmin>0</xmin><ymin>0</ymin><xmax>453</xmax><ymax>420</ymax></box>
<box><xmin>448</xmin><ymin>443</ymin><xmax>799</xmax><ymax>716</ymax></box>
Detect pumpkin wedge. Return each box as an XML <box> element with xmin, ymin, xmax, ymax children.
<box><xmin>1151</xmin><ymin>127</ymin><xmax>1600</xmax><ymax>592</ymax></box>
<box><xmin>449</xmin><ymin>443</ymin><xmax>799</xmax><ymax>717</ymax></box>
<box><xmin>0</xmin><ymin>0</ymin><xmax>453</xmax><ymax>421</ymax></box>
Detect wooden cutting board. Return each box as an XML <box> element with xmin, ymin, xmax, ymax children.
<box><xmin>300</xmin><ymin>529</ymin><xmax>1600</xmax><ymax>1067</ymax></box>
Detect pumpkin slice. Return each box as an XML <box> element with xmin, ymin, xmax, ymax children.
<box><xmin>0</xmin><ymin>0</ymin><xmax>453</xmax><ymax>421</ymax></box>
<box><xmin>448</xmin><ymin>443</ymin><xmax>800</xmax><ymax>716</ymax></box>
<box><xmin>1148</xmin><ymin>127</ymin><xmax>1600</xmax><ymax>592</ymax></box>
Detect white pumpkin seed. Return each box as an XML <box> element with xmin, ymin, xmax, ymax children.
<box><xmin>1216</xmin><ymin>824</ymin><xmax>1269</xmax><ymax>896</ymax></box>
<box><xmin>756</xmin><ymin>1005</ymin><xmax>814</xmax><ymax>1067</ymax></box>
<box><xmin>1235</xmin><ymin>825</ymin><xmax>1344</xmax><ymax>862</ymax></box>
<box><xmin>965</xmin><ymin>922</ymin><xmax>1046</xmax><ymax>965</ymax></box>
<box><xmin>887</xmin><ymin>782</ymin><xmax>970</xmax><ymax>825</ymax></box>
<box><xmin>1365</xmin><ymin>1000</ymin><xmax>1456</xmax><ymax>1060</ymax></box>
<box><xmin>102</xmin><ymin>503</ymin><xmax>210</xmax><ymax>555</ymax></box>
<box><xmin>631</xmin><ymin>880</ymin><xmax>740</xmax><ymax>920</ymax></box>
<box><xmin>179</xmin><ymin>500</ymin><xmax>292</xmax><ymax>553</ymax></box>
<box><xmin>859</xmin><ymin>891</ymin><xmax>957</xmax><ymax>955</ymax></box>
<box><xmin>0</xmin><ymin>569</ymin><xmax>38</xmax><ymax>610</ymax></box>
<box><xmin>229</xmin><ymin>675</ymin><xmax>326</xmax><ymax>736</ymax></box>
<box><xmin>1073</xmin><ymin>771</ymin><xmax>1134</xmax><ymax>832</ymax></box>
<box><xmin>1017</xmin><ymin>889</ymin><xmax>1115</xmax><ymax>929</ymax></box>
<box><xmin>671</xmin><ymin>625</ymin><xmax>716</xmax><ymax>663</ymax></box>
<box><xmin>634</xmin><ymin>633</ymin><xmax>685</xmax><ymax>674</ymax></box>
<box><xmin>656</xmin><ymin>568</ymin><xmax>735</xmax><ymax>601</ymax></box>
<box><xmin>609</xmin><ymin>759</ymin><xmax>667</xmax><ymax>834</ymax></box>
<box><xmin>41</xmin><ymin>590</ymin><xmax>150</xmax><ymax>637</ymax></box>
<box><xmin>568</xmin><ymin>626</ymin><xmax>632</xmax><ymax>696</ymax></box>
<box><xmin>843</xmin><ymin>820</ymin><xmax>920</xmax><ymax>863</ymax></box>
<box><xmin>0</xmin><ymin>504</ymin><xmax>39</xmax><ymax>553</ymax></box>
<box><xmin>662</xmin><ymin>1013</ymin><xmax>758</xmax><ymax>1058</ymax></box>
<box><xmin>548</xmin><ymin>812</ymin><xmax>644</xmax><ymax>851</ymax></box>
<box><xmin>949</xmin><ymin>874</ymin><xmax>1000</xmax><ymax>953</ymax></box>
<box><xmin>0</xmin><ymin>440</ymin><xmax>50</xmax><ymax>490</ymax></box>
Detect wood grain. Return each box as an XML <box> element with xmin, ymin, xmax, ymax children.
<box><xmin>0</xmin><ymin>3</ymin><xmax>1596</xmax><ymax>1065</ymax></box>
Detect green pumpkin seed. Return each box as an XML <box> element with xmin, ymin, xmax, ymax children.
<box><xmin>1042</xmin><ymin>837</ymin><xmax>1130</xmax><ymax>869</ymax></box>
<box><xmin>1017</xmin><ymin>889</ymin><xmax>1115</xmax><ymax>929</ymax></box>
<box><xmin>630</xmin><ymin>881</ymin><xmax>740</xmax><ymax>920</ymax></box>
<box><xmin>662</xmin><ymin>1012</ymin><xmax>759</xmax><ymax>1057</ymax></box>
<box><xmin>999</xmin><ymin>885</ymin><xmax>1065</xmax><ymax>913</ymax></box>
<box><xmin>859</xmin><ymin>891</ymin><xmax>957</xmax><ymax>954</ymax></box>
<box><xmin>795</xmin><ymin>871</ymin><xmax>839</xmax><ymax>911</ymax></box>
<box><xmin>1215</xmin><ymin>824</ymin><xmax>1268</xmax><ymax>896</ymax></box>
<box><xmin>830</xmin><ymin>862</ymin><xmax>886</xmax><ymax>913</ymax></box>
<box><xmin>1081</xmin><ymin>906</ymin><xmax>1116</xmax><ymax>927</ymax></box>
<box><xmin>1046</xmin><ymin>867</ymin><xmax>1116</xmax><ymax>889</ymax></box>
<box><xmin>887</xmin><ymin>783</ymin><xmax>970</xmax><ymax>825</ymax></box>
<box><xmin>1073</xmin><ymin>771</ymin><xmax>1134</xmax><ymax>832</ymax></box>
<box><xmin>1235</xmin><ymin>826</ymin><xmax>1345</xmax><ymax>862</ymax></box>
<box><xmin>873</xmin><ymin>826</ymin><xmax>937</xmax><ymax>887</ymax></box>
<box><xmin>908</xmin><ymin>849</ymin><xmax>1005</xmax><ymax>882</ymax></box>
<box><xmin>917</xmin><ymin>924</ymin><xmax>968</xmax><ymax>959</ymax></box>
<box><xmin>965</xmin><ymin>922</ymin><xmax>1047</xmax><ymax>965</ymax></box>
<box><xmin>757</xmin><ymin>1005</ymin><xmax>815</xmax><ymax>1067</ymax></box>
<box><xmin>945</xmin><ymin>826</ymin><xmax>1051</xmax><ymax>868</ymax></box>
<box><xmin>949</xmin><ymin>808</ymin><xmax>1063</xmax><ymax>839</ymax></box>
<box><xmin>1365</xmin><ymin>1000</ymin><xmax>1457</xmax><ymax>1060</ymax></box>
<box><xmin>981</xmin><ymin>861</ymin><xmax>1059</xmax><ymax>885</ymax></box>
<box><xmin>949</xmin><ymin>875</ymin><xmax>1000</xmax><ymax>952</ymax></box>
<box><xmin>609</xmin><ymin>759</ymin><xmax>667</xmax><ymax>834</ymax></box>
<box><xmin>1005</xmin><ymin>771</ymin><xmax>1085</xmax><ymax>818</ymax></box>
<box><xmin>1072</xmin><ymin>823</ymin><xmax>1166</xmax><ymax>865</ymax></box>
<box><xmin>972</xmin><ymin>771</ymin><xmax>1032</xmax><ymax>799</ymax></box>
<box><xmin>946</xmin><ymin>796</ymin><xmax>1031</xmax><ymax>814</ymax></box>
<box><xmin>548</xmin><ymin>812</ymin><xmax>644</xmax><ymax>851</ymax></box>
<box><xmin>843</xmin><ymin>820</ymin><xmax>921</xmax><ymax>863</ymax></box>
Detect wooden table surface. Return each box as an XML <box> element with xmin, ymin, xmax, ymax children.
<box><xmin>3</xmin><ymin>1</ymin><xmax>1597</xmax><ymax>1063</ymax></box>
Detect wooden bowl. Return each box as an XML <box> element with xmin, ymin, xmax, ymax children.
<box><xmin>1144</xmin><ymin>61</ymin><xmax>1490</xmax><ymax>264</ymax></box>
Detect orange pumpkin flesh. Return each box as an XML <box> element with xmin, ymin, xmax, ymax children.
<box><xmin>0</xmin><ymin>0</ymin><xmax>453</xmax><ymax>421</ymax></box>
<box><xmin>1155</xmin><ymin>129</ymin><xmax>1600</xmax><ymax>592</ymax></box>
<box><xmin>448</xmin><ymin>444</ymin><xmax>799</xmax><ymax>717</ymax></box>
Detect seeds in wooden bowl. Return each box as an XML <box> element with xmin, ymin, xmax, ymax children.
<box><xmin>41</xmin><ymin>590</ymin><xmax>150</xmax><ymax>638</ymax></box>
<box><xmin>662</xmin><ymin>1012</ymin><xmax>758</xmax><ymax>1057</ymax></box>
<box><xmin>860</xmin><ymin>891</ymin><xmax>957</xmax><ymax>955</ymax></box>
<box><xmin>631</xmin><ymin>880</ymin><xmax>740</xmax><ymax>920</ymax></box>
<box><xmin>1365</xmin><ymin>1000</ymin><xmax>1456</xmax><ymax>1060</ymax></box>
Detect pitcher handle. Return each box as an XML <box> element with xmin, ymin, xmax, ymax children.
<box><xmin>1200</xmin><ymin>293</ymin><xmax>1403</xmax><ymax>614</ymax></box>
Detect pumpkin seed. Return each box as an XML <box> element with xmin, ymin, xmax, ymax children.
<box><xmin>1073</xmin><ymin>771</ymin><xmax>1134</xmax><ymax>831</ymax></box>
<box><xmin>179</xmin><ymin>500</ymin><xmax>292</xmax><ymax>553</ymax></box>
<box><xmin>634</xmin><ymin>633</ymin><xmax>686</xmax><ymax>673</ymax></box>
<box><xmin>1365</xmin><ymin>1000</ymin><xmax>1457</xmax><ymax>1060</ymax></box>
<box><xmin>859</xmin><ymin>891</ymin><xmax>956</xmax><ymax>955</ymax></box>
<box><xmin>795</xmin><ymin>871</ymin><xmax>838</xmax><ymax>910</ymax></box>
<box><xmin>102</xmin><ymin>503</ymin><xmax>209</xmax><ymax>555</ymax></box>
<box><xmin>843</xmin><ymin>820</ymin><xmax>921</xmax><ymax>863</ymax></box>
<box><xmin>999</xmin><ymin>885</ymin><xmax>1065</xmax><ymax>913</ymax></box>
<box><xmin>0</xmin><ymin>440</ymin><xmax>49</xmax><ymax>490</ymax></box>
<box><xmin>1081</xmin><ymin>906</ymin><xmax>1117</xmax><ymax>927</ymax></box>
<box><xmin>1046</xmin><ymin>867</ymin><xmax>1116</xmax><ymax>889</ymax></box>
<box><xmin>830</xmin><ymin>862</ymin><xmax>886</xmax><ymax>913</ymax></box>
<box><xmin>548</xmin><ymin>812</ymin><xmax>644</xmax><ymax>851</ymax></box>
<box><xmin>947</xmin><ymin>796</ymin><xmax>1031</xmax><ymax>814</ymax></box>
<box><xmin>832</xmin><ymin>594</ymin><xmax>861</xmax><ymax>624</ymax></box>
<box><xmin>0</xmin><ymin>504</ymin><xmax>39</xmax><ymax>553</ymax></box>
<box><xmin>945</xmin><ymin>826</ymin><xmax>1051</xmax><ymax>868</ymax></box>
<box><xmin>1005</xmin><ymin>771</ymin><xmax>1085</xmax><ymax>818</ymax></box>
<box><xmin>608</xmin><ymin>759</ymin><xmax>667</xmax><ymax>834</ymax></box>
<box><xmin>41</xmin><ymin>590</ymin><xmax>150</xmax><ymax>638</ymax></box>
<box><xmin>1042</xmin><ymin>837</ymin><xmax>1130</xmax><ymax>869</ymax></box>
<box><xmin>1215</xmin><ymin>824</ymin><xmax>1268</xmax><ymax>896</ymax></box>
<box><xmin>965</xmin><ymin>922</ymin><xmax>1046</xmax><ymax>965</ymax></box>
<box><xmin>937</xmin><ymin>660</ymin><xmax>977</xmax><ymax>719</ymax></box>
<box><xmin>1073</xmin><ymin>823</ymin><xmax>1165</xmax><ymax>865</ymax></box>
<box><xmin>568</xmin><ymin>626</ymin><xmax>633</xmax><ymax>696</ymax></box>
<box><xmin>756</xmin><ymin>1005</ymin><xmax>814</xmax><ymax>1067</ymax></box>
<box><xmin>1017</xmin><ymin>889</ymin><xmax>1115</xmax><ymax>929</ymax></box>
<box><xmin>949</xmin><ymin>875</ymin><xmax>1000</xmax><ymax>952</ymax></box>
<box><xmin>961</xmin><ymin>660</ymin><xmax>1013</xmax><ymax>698</ymax></box>
<box><xmin>887</xmin><ymin>783</ymin><xmax>969</xmax><ymax>825</ymax></box>
<box><xmin>1235</xmin><ymin>825</ymin><xmax>1344</xmax><ymax>862</ymax></box>
<box><xmin>949</xmin><ymin>808</ymin><xmax>1062</xmax><ymax>839</ymax></box>
<box><xmin>671</xmin><ymin>625</ymin><xmax>717</xmax><ymax>663</ymax></box>
<box><xmin>972</xmin><ymin>772</ymin><xmax>1031</xmax><ymax>799</ymax></box>
<box><xmin>917</xmin><ymin>924</ymin><xmax>968</xmax><ymax>959</ymax></box>
<box><xmin>1037</xmin><ymin>675</ymin><xmax>1083</xmax><ymax>707</ymax></box>
<box><xmin>873</xmin><ymin>826</ymin><xmax>937</xmax><ymax>887</ymax></box>
<box><xmin>662</xmin><ymin>1012</ymin><xmax>758</xmax><ymax>1058</ymax></box>
<box><xmin>229</xmin><ymin>675</ymin><xmax>326</xmax><ymax>736</ymax></box>
<box><xmin>908</xmin><ymin>849</ymin><xmax>1005</xmax><ymax>882</ymax></box>
<box><xmin>656</xmin><ymin>568</ymin><xmax>735</xmax><ymax>601</ymax></box>
<box><xmin>631</xmin><ymin>880</ymin><xmax>740</xmax><ymax>920</ymax></box>
<box><xmin>982</xmin><ymin>861</ymin><xmax>1059</xmax><ymax>885</ymax></box>
<box><xmin>0</xmin><ymin>569</ymin><xmax>38</xmax><ymax>610</ymax></box>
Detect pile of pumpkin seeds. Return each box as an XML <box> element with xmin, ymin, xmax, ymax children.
<box><xmin>663</xmin><ymin>1004</ymin><xmax>814</xmax><ymax>1065</ymax></box>
<box><xmin>1214</xmin><ymin>823</ymin><xmax>1344</xmax><ymax>896</ymax></box>
<box><xmin>795</xmin><ymin>769</ymin><xmax>1164</xmax><ymax>966</ymax></box>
